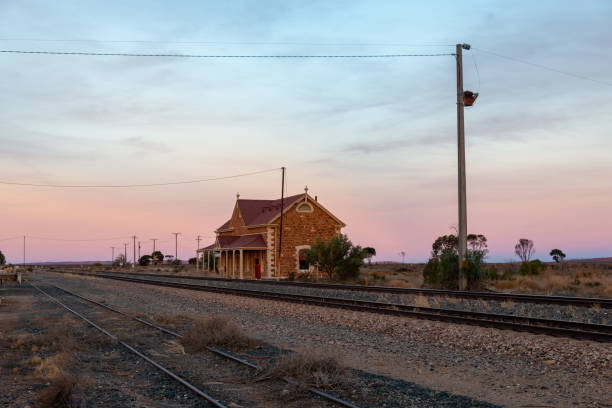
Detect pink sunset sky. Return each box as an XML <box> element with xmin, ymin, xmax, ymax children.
<box><xmin>1</xmin><ymin>1</ymin><xmax>611</xmax><ymax>263</ymax></box>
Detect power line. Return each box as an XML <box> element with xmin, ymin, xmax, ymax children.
<box><xmin>0</xmin><ymin>168</ymin><xmax>280</xmax><ymax>188</ymax></box>
<box><xmin>0</xmin><ymin>236</ymin><xmax>21</xmax><ymax>242</ymax></box>
<box><xmin>0</xmin><ymin>38</ymin><xmax>455</xmax><ymax>47</ymax></box>
<box><xmin>473</xmin><ymin>47</ymin><xmax>612</xmax><ymax>87</ymax></box>
<box><xmin>26</xmin><ymin>236</ymin><xmax>130</xmax><ymax>242</ymax></box>
<box><xmin>0</xmin><ymin>50</ymin><xmax>455</xmax><ymax>58</ymax></box>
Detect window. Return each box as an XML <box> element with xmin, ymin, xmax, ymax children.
<box><xmin>297</xmin><ymin>202</ymin><xmax>313</xmax><ymax>213</ymax></box>
<box><xmin>298</xmin><ymin>249</ymin><xmax>309</xmax><ymax>271</ymax></box>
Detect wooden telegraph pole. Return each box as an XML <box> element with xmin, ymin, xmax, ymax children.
<box><xmin>132</xmin><ymin>236</ymin><xmax>137</xmax><ymax>269</ymax></box>
<box><xmin>456</xmin><ymin>43</ymin><xmax>470</xmax><ymax>290</ymax></box>
<box><xmin>278</xmin><ymin>167</ymin><xmax>285</xmax><ymax>280</ymax></box>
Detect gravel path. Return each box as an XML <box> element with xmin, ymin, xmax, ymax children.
<box><xmin>100</xmin><ymin>271</ymin><xmax>611</xmax><ymax>325</ymax></box>
<box><xmin>39</xmin><ymin>272</ymin><xmax>612</xmax><ymax>407</ymax></box>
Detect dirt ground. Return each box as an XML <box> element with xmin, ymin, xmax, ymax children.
<box><xmin>42</xmin><ymin>260</ymin><xmax>612</xmax><ymax>298</ymax></box>
<box><xmin>0</xmin><ymin>281</ymin><xmax>345</xmax><ymax>408</ymax></box>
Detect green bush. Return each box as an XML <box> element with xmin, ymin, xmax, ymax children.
<box><xmin>519</xmin><ymin>259</ymin><xmax>546</xmax><ymax>275</ymax></box>
<box><xmin>305</xmin><ymin>234</ymin><xmax>365</xmax><ymax>281</ymax></box>
<box><xmin>438</xmin><ymin>251</ymin><xmax>459</xmax><ymax>288</ymax></box>
<box><xmin>463</xmin><ymin>250</ymin><xmax>486</xmax><ymax>283</ymax></box>
<box><xmin>423</xmin><ymin>258</ymin><xmax>440</xmax><ymax>284</ymax></box>
<box><xmin>483</xmin><ymin>264</ymin><xmax>499</xmax><ymax>280</ymax></box>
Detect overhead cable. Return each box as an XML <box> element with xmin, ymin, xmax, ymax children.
<box><xmin>473</xmin><ymin>47</ymin><xmax>612</xmax><ymax>87</ymax></box>
<box><xmin>0</xmin><ymin>168</ymin><xmax>280</xmax><ymax>188</ymax></box>
<box><xmin>0</xmin><ymin>50</ymin><xmax>454</xmax><ymax>58</ymax></box>
<box><xmin>26</xmin><ymin>236</ymin><xmax>131</xmax><ymax>242</ymax></box>
<box><xmin>0</xmin><ymin>38</ymin><xmax>455</xmax><ymax>47</ymax></box>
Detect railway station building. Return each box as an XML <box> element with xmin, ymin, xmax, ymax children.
<box><xmin>197</xmin><ymin>187</ymin><xmax>345</xmax><ymax>279</ymax></box>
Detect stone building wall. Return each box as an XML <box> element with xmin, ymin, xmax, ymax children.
<box><xmin>270</xmin><ymin>197</ymin><xmax>342</xmax><ymax>276</ymax></box>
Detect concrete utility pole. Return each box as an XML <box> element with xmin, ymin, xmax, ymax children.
<box><xmin>123</xmin><ymin>243</ymin><xmax>127</xmax><ymax>266</ymax></box>
<box><xmin>111</xmin><ymin>246</ymin><xmax>116</xmax><ymax>264</ymax></box>
<box><xmin>278</xmin><ymin>166</ymin><xmax>285</xmax><ymax>280</ymax></box>
<box><xmin>138</xmin><ymin>241</ymin><xmax>141</xmax><ymax>260</ymax></box>
<box><xmin>132</xmin><ymin>236</ymin><xmax>137</xmax><ymax>269</ymax></box>
<box><xmin>23</xmin><ymin>236</ymin><xmax>26</xmax><ymax>267</ymax></box>
<box><xmin>151</xmin><ymin>238</ymin><xmax>158</xmax><ymax>254</ymax></box>
<box><xmin>172</xmin><ymin>233</ymin><xmax>180</xmax><ymax>262</ymax></box>
<box><xmin>456</xmin><ymin>43</ymin><xmax>470</xmax><ymax>290</ymax></box>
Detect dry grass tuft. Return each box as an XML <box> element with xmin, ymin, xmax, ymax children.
<box><xmin>34</xmin><ymin>352</ymin><xmax>74</xmax><ymax>380</ymax></box>
<box><xmin>414</xmin><ymin>294</ymin><xmax>430</xmax><ymax>308</ymax></box>
<box><xmin>35</xmin><ymin>373</ymin><xmax>77</xmax><ymax>408</ymax></box>
<box><xmin>387</xmin><ymin>279</ymin><xmax>413</xmax><ymax>288</ymax></box>
<box><xmin>495</xmin><ymin>280</ymin><xmax>518</xmax><ymax>291</ymax></box>
<box><xmin>181</xmin><ymin>316</ymin><xmax>257</xmax><ymax>351</ymax></box>
<box><xmin>257</xmin><ymin>349</ymin><xmax>346</xmax><ymax>388</ymax></box>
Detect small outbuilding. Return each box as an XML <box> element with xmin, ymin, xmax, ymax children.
<box><xmin>197</xmin><ymin>187</ymin><xmax>345</xmax><ymax>279</ymax></box>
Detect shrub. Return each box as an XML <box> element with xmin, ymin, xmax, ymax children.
<box><xmin>423</xmin><ymin>258</ymin><xmax>440</xmax><ymax>285</ymax></box>
<box><xmin>181</xmin><ymin>317</ymin><xmax>257</xmax><ymax>351</ymax></box>
<box><xmin>438</xmin><ymin>251</ymin><xmax>459</xmax><ymax>288</ymax></box>
<box><xmin>520</xmin><ymin>259</ymin><xmax>546</xmax><ymax>275</ymax></box>
<box><xmin>305</xmin><ymin>234</ymin><xmax>365</xmax><ymax>281</ymax></box>
<box><xmin>138</xmin><ymin>255</ymin><xmax>152</xmax><ymax>266</ymax></box>
<box><xmin>35</xmin><ymin>373</ymin><xmax>76</xmax><ymax>408</ymax></box>
<box><xmin>483</xmin><ymin>264</ymin><xmax>499</xmax><ymax>280</ymax></box>
<box><xmin>257</xmin><ymin>349</ymin><xmax>346</xmax><ymax>388</ymax></box>
<box><xmin>463</xmin><ymin>250</ymin><xmax>486</xmax><ymax>283</ymax></box>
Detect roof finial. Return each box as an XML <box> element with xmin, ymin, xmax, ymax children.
<box><xmin>236</xmin><ymin>192</ymin><xmax>240</xmax><ymax>200</ymax></box>
<box><xmin>304</xmin><ymin>186</ymin><xmax>308</xmax><ymax>202</ymax></box>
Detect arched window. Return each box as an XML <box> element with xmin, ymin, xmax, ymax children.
<box><xmin>296</xmin><ymin>202</ymin><xmax>313</xmax><ymax>213</ymax></box>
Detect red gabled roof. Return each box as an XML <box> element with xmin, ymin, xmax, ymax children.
<box><xmin>217</xmin><ymin>234</ymin><xmax>267</xmax><ymax>249</ymax></box>
<box><xmin>217</xmin><ymin>193</ymin><xmax>303</xmax><ymax>230</ymax></box>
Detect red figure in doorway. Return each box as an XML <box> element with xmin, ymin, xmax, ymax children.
<box><xmin>254</xmin><ymin>259</ymin><xmax>261</xmax><ymax>280</ymax></box>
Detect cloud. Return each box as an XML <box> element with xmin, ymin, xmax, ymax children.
<box><xmin>119</xmin><ymin>136</ymin><xmax>172</xmax><ymax>153</ymax></box>
<box><xmin>0</xmin><ymin>127</ymin><xmax>100</xmax><ymax>160</ymax></box>
<box><xmin>342</xmin><ymin>134</ymin><xmax>451</xmax><ymax>154</ymax></box>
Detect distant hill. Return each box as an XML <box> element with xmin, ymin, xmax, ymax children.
<box><xmin>567</xmin><ymin>257</ymin><xmax>612</xmax><ymax>263</ymax></box>
<box><xmin>25</xmin><ymin>261</ymin><xmax>112</xmax><ymax>265</ymax></box>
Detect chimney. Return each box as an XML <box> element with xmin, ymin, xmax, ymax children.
<box><xmin>315</xmin><ymin>195</ymin><xmax>318</xmax><ymax>201</ymax></box>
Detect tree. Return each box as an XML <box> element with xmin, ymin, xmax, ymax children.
<box><xmin>0</xmin><ymin>250</ymin><xmax>5</xmax><ymax>265</ymax></box>
<box><xmin>431</xmin><ymin>235</ymin><xmax>458</xmax><ymax>258</ymax></box>
<box><xmin>424</xmin><ymin>233</ymin><xmax>489</xmax><ymax>288</ymax></box>
<box><xmin>514</xmin><ymin>239</ymin><xmax>535</xmax><ymax>262</ymax></box>
<box><xmin>363</xmin><ymin>247</ymin><xmax>376</xmax><ymax>265</ymax></box>
<box><xmin>151</xmin><ymin>251</ymin><xmax>164</xmax><ymax>265</ymax></box>
<box><xmin>467</xmin><ymin>234</ymin><xmax>488</xmax><ymax>254</ymax></box>
<box><xmin>550</xmin><ymin>249</ymin><xmax>566</xmax><ymax>263</ymax></box>
<box><xmin>138</xmin><ymin>255</ymin><xmax>152</xmax><ymax>266</ymax></box>
<box><xmin>188</xmin><ymin>257</ymin><xmax>197</xmax><ymax>265</ymax></box>
<box><xmin>113</xmin><ymin>254</ymin><xmax>128</xmax><ymax>267</ymax></box>
<box><xmin>398</xmin><ymin>251</ymin><xmax>406</xmax><ymax>264</ymax></box>
<box><xmin>305</xmin><ymin>234</ymin><xmax>366</xmax><ymax>281</ymax></box>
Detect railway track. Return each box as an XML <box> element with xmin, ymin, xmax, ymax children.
<box><xmin>48</xmin><ymin>270</ymin><xmax>612</xmax><ymax>342</ymax></box>
<box><xmin>47</xmin><ymin>267</ymin><xmax>612</xmax><ymax>308</ymax></box>
<box><xmin>28</xmin><ymin>279</ymin><xmax>361</xmax><ymax>408</ymax></box>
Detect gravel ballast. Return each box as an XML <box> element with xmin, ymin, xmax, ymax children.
<box><xmin>37</xmin><ymin>272</ymin><xmax>612</xmax><ymax>407</ymax></box>
<box><xmin>99</xmin><ymin>271</ymin><xmax>611</xmax><ymax>325</ymax></box>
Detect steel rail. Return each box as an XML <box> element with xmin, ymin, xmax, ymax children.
<box><xmin>47</xmin><ymin>281</ymin><xmax>360</xmax><ymax>408</ymax></box>
<box><xmin>28</xmin><ymin>281</ymin><xmax>227</xmax><ymax>408</ymax></box>
<box><xmin>62</xmin><ymin>272</ymin><xmax>612</xmax><ymax>342</ymax></box>
<box><xmin>48</xmin><ymin>268</ymin><xmax>612</xmax><ymax>308</ymax></box>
